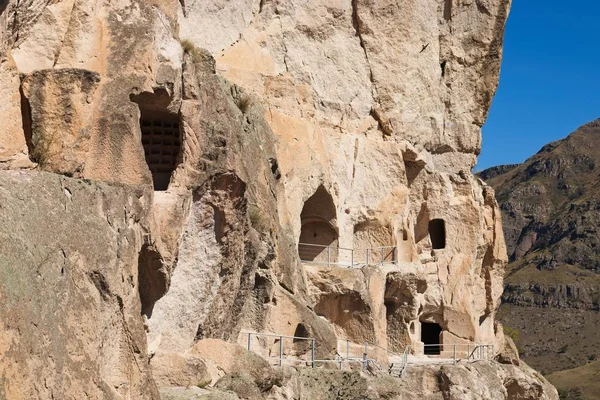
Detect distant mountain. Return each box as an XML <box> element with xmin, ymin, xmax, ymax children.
<box><xmin>481</xmin><ymin>118</ymin><xmax>600</xmax><ymax>307</ymax></box>
<box><xmin>480</xmin><ymin>119</ymin><xmax>600</xmax><ymax>397</ymax></box>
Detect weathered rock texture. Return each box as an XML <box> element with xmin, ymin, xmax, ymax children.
<box><xmin>156</xmin><ymin>341</ymin><xmax>559</xmax><ymax>400</ymax></box>
<box><xmin>0</xmin><ymin>171</ymin><xmax>157</xmax><ymax>399</ymax></box>
<box><xmin>0</xmin><ymin>0</ymin><xmax>557</xmax><ymax>398</ymax></box>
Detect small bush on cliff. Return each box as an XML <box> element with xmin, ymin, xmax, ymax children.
<box><xmin>181</xmin><ymin>39</ymin><xmax>200</xmax><ymax>59</ymax></box>
<box><xmin>31</xmin><ymin>132</ymin><xmax>59</xmax><ymax>169</ymax></box>
<box><xmin>558</xmin><ymin>344</ymin><xmax>569</xmax><ymax>354</ymax></box>
<box><xmin>248</xmin><ymin>205</ymin><xmax>269</xmax><ymax>233</ymax></box>
<box><xmin>503</xmin><ymin>325</ymin><xmax>520</xmax><ymax>343</ymax></box>
<box><xmin>180</xmin><ymin>39</ymin><xmax>216</xmax><ymax>73</ymax></box>
<box><xmin>236</xmin><ymin>93</ymin><xmax>253</xmax><ymax>114</ymax></box>
<box><xmin>195</xmin><ymin>378</ymin><xmax>211</xmax><ymax>389</ymax></box>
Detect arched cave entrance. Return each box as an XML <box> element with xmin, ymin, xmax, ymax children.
<box><xmin>428</xmin><ymin>219</ymin><xmax>446</xmax><ymax>250</ymax></box>
<box><xmin>292</xmin><ymin>323</ymin><xmax>311</xmax><ymax>355</ymax></box>
<box><xmin>421</xmin><ymin>322</ymin><xmax>442</xmax><ymax>355</ymax></box>
<box><xmin>132</xmin><ymin>90</ymin><xmax>182</xmax><ymax>191</ymax></box>
<box><xmin>298</xmin><ymin>186</ymin><xmax>338</xmax><ymax>263</ymax></box>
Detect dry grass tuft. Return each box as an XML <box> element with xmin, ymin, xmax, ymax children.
<box><xmin>236</xmin><ymin>93</ymin><xmax>253</xmax><ymax>114</ymax></box>
<box><xmin>180</xmin><ymin>39</ymin><xmax>204</xmax><ymax>65</ymax></box>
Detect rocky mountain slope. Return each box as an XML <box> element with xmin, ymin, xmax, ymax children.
<box><xmin>0</xmin><ymin>0</ymin><xmax>557</xmax><ymax>399</ymax></box>
<box><xmin>480</xmin><ymin>119</ymin><xmax>600</xmax><ymax>397</ymax></box>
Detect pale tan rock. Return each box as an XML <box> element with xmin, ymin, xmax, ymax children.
<box><xmin>0</xmin><ymin>171</ymin><xmax>157</xmax><ymax>399</ymax></box>
<box><xmin>0</xmin><ymin>0</ymin><xmax>556</xmax><ymax>398</ymax></box>
<box><xmin>21</xmin><ymin>69</ymin><xmax>100</xmax><ymax>175</ymax></box>
<box><xmin>150</xmin><ymin>352</ymin><xmax>210</xmax><ymax>388</ymax></box>
<box><xmin>0</xmin><ymin>56</ymin><xmax>31</xmax><ymax>169</ymax></box>
<box><xmin>178</xmin><ymin>0</ymin><xmax>254</xmax><ymax>54</ymax></box>
<box><xmin>187</xmin><ymin>339</ymin><xmax>282</xmax><ymax>389</ymax></box>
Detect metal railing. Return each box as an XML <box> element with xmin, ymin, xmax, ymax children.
<box><xmin>389</xmin><ymin>346</ymin><xmax>410</xmax><ymax>377</ymax></box>
<box><xmin>419</xmin><ymin>343</ymin><xmax>495</xmax><ymax>364</ymax></box>
<box><xmin>246</xmin><ymin>332</ymin><xmax>495</xmax><ymax>374</ymax></box>
<box><xmin>298</xmin><ymin>243</ymin><xmax>397</xmax><ymax>267</ymax></box>
<box><xmin>247</xmin><ymin>332</ymin><xmax>317</xmax><ymax>367</ymax></box>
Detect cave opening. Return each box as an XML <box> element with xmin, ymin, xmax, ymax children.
<box><xmin>429</xmin><ymin>219</ymin><xmax>446</xmax><ymax>250</ymax></box>
<box><xmin>132</xmin><ymin>91</ymin><xmax>182</xmax><ymax>191</ymax></box>
<box><xmin>292</xmin><ymin>323</ymin><xmax>310</xmax><ymax>354</ymax></box>
<box><xmin>293</xmin><ymin>323</ymin><xmax>309</xmax><ymax>340</ymax></box>
<box><xmin>138</xmin><ymin>244</ymin><xmax>167</xmax><ymax>319</ymax></box>
<box><xmin>298</xmin><ymin>186</ymin><xmax>338</xmax><ymax>263</ymax></box>
<box><xmin>421</xmin><ymin>322</ymin><xmax>442</xmax><ymax>355</ymax></box>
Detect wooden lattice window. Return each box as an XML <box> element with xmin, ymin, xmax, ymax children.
<box><xmin>140</xmin><ymin>112</ymin><xmax>181</xmax><ymax>191</ymax></box>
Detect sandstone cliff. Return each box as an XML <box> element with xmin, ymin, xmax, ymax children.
<box><xmin>0</xmin><ymin>0</ymin><xmax>557</xmax><ymax>399</ymax></box>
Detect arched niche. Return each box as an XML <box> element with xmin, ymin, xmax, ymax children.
<box><xmin>298</xmin><ymin>186</ymin><xmax>339</xmax><ymax>263</ymax></box>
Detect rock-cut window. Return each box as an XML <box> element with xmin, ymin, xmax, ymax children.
<box><xmin>428</xmin><ymin>219</ymin><xmax>446</xmax><ymax>250</ymax></box>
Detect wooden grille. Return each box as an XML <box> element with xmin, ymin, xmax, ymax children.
<box><xmin>140</xmin><ymin>116</ymin><xmax>181</xmax><ymax>191</ymax></box>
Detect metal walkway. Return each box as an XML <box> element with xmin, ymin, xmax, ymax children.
<box><xmin>244</xmin><ymin>332</ymin><xmax>494</xmax><ymax>378</ymax></box>
<box><xmin>298</xmin><ymin>243</ymin><xmax>398</xmax><ymax>268</ymax></box>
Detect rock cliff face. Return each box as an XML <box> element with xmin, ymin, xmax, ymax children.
<box><xmin>0</xmin><ymin>0</ymin><xmax>557</xmax><ymax>399</ymax></box>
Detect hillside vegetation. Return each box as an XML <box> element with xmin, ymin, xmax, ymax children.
<box><xmin>480</xmin><ymin>119</ymin><xmax>600</xmax><ymax>398</ymax></box>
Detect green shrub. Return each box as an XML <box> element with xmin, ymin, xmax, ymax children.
<box><xmin>558</xmin><ymin>387</ymin><xmax>584</xmax><ymax>400</ymax></box>
<box><xmin>31</xmin><ymin>132</ymin><xmax>58</xmax><ymax>168</ymax></box>
<box><xmin>558</xmin><ymin>344</ymin><xmax>569</xmax><ymax>354</ymax></box>
<box><xmin>248</xmin><ymin>205</ymin><xmax>269</xmax><ymax>233</ymax></box>
<box><xmin>503</xmin><ymin>325</ymin><xmax>520</xmax><ymax>342</ymax></box>
<box><xmin>196</xmin><ymin>378</ymin><xmax>211</xmax><ymax>389</ymax></box>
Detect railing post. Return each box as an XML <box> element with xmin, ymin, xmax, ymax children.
<box><xmin>351</xmin><ymin>249</ymin><xmax>354</xmax><ymax>267</ymax></box>
<box><xmin>467</xmin><ymin>344</ymin><xmax>470</xmax><ymax>360</ymax></box>
<box><xmin>363</xmin><ymin>341</ymin><xmax>368</xmax><ymax>371</ymax></box>
<box><xmin>311</xmin><ymin>339</ymin><xmax>315</xmax><ymax>368</ymax></box>
<box><xmin>366</xmin><ymin>249</ymin><xmax>370</xmax><ymax>265</ymax></box>
<box><xmin>279</xmin><ymin>336</ymin><xmax>283</xmax><ymax>367</ymax></box>
<box><xmin>346</xmin><ymin>339</ymin><xmax>350</xmax><ymax>360</ymax></box>
<box><xmin>247</xmin><ymin>333</ymin><xmax>252</xmax><ymax>351</ymax></box>
<box><xmin>453</xmin><ymin>344</ymin><xmax>456</xmax><ymax>365</ymax></box>
<box><xmin>327</xmin><ymin>246</ymin><xmax>331</xmax><ymax>267</ymax></box>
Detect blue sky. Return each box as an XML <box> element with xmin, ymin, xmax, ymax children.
<box><xmin>477</xmin><ymin>1</ymin><xmax>600</xmax><ymax>171</ymax></box>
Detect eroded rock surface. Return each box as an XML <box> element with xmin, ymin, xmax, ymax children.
<box><xmin>0</xmin><ymin>0</ymin><xmax>557</xmax><ymax>398</ymax></box>
<box><xmin>0</xmin><ymin>171</ymin><xmax>156</xmax><ymax>399</ymax></box>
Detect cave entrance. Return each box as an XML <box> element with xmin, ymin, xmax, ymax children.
<box><xmin>421</xmin><ymin>322</ymin><xmax>442</xmax><ymax>355</ymax></box>
<box><xmin>428</xmin><ymin>219</ymin><xmax>446</xmax><ymax>250</ymax></box>
<box><xmin>402</xmin><ymin>150</ymin><xmax>425</xmax><ymax>187</ymax></box>
<box><xmin>133</xmin><ymin>91</ymin><xmax>182</xmax><ymax>191</ymax></box>
<box><xmin>298</xmin><ymin>186</ymin><xmax>338</xmax><ymax>263</ymax></box>
<box><xmin>138</xmin><ymin>244</ymin><xmax>167</xmax><ymax>318</ymax></box>
<box><xmin>292</xmin><ymin>323</ymin><xmax>311</xmax><ymax>355</ymax></box>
